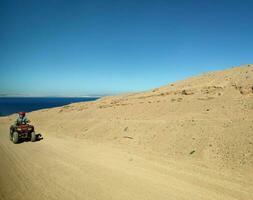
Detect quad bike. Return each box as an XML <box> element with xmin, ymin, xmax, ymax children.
<box><xmin>9</xmin><ymin>124</ymin><xmax>36</xmax><ymax>144</ymax></box>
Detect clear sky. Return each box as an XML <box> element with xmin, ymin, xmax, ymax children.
<box><xmin>0</xmin><ymin>0</ymin><xmax>253</xmax><ymax>97</ymax></box>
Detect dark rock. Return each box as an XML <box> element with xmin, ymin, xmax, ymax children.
<box><xmin>189</xmin><ymin>150</ymin><xmax>196</xmax><ymax>155</ymax></box>
<box><xmin>123</xmin><ymin>136</ymin><xmax>133</xmax><ymax>139</ymax></box>
<box><xmin>181</xmin><ymin>90</ymin><xmax>188</xmax><ymax>95</ymax></box>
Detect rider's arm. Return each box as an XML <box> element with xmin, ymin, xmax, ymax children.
<box><xmin>15</xmin><ymin>117</ymin><xmax>19</xmax><ymax>125</ymax></box>
<box><xmin>24</xmin><ymin>117</ymin><xmax>29</xmax><ymax>123</ymax></box>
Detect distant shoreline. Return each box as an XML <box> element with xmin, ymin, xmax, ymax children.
<box><xmin>0</xmin><ymin>97</ymin><xmax>100</xmax><ymax>117</ymax></box>
<box><xmin>0</xmin><ymin>96</ymin><xmax>102</xmax><ymax>98</ymax></box>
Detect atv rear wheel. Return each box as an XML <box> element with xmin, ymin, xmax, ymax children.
<box><xmin>12</xmin><ymin>132</ymin><xmax>19</xmax><ymax>144</ymax></box>
<box><xmin>31</xmin><ymin>132</ymin><xmax>36</xmax><ymax>142</ymax></box>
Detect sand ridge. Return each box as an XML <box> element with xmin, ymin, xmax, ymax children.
<box><xmin>25</xmin><ymin>64</ymin><xmax>253</xmax><ymax>171</ymax></box>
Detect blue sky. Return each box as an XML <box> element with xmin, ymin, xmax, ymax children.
<box><xmin>0</xmin><ymin>0</ymin><xmax>253</xmax><ymax>96</ymax></box>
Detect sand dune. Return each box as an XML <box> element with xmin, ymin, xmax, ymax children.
<box><xmin>0</xmin><ymin>64</ymin><xmax>253</xmax><ymax>199</ymax></box>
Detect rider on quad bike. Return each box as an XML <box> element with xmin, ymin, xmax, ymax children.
<box><xmin>16</xmin><ymin>112</ymin><xmax>29</xmax><ymax>125</ymax></box>
<box><xmin>10</xmin><ymin>112</ymin><xmax>36</xmax><ymax>143</ymax></box>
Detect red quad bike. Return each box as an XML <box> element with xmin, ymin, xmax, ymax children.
<box><xmin>9</xmin><ymin>124</ymin><xmax>36</xmax><ymax>144</ymax></box>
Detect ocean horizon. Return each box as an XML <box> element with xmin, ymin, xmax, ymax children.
<box><xmin>0</xmin><ymin>97</ymin><xmax>100</xmax><ymax>116</ymax></box>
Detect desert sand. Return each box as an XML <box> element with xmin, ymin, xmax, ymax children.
<box><xmin>0</xmin><ymin>64</ymin><xmax>253</xmax><ymax>200</ymax></box>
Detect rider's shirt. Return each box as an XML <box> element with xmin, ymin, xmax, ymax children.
<box><xmin>16</xmin><ymin>116</ymin><xmax>29</xmax><ymax>125</ymax></box>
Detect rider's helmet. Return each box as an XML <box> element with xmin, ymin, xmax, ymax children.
<box><xmin>18</xmin><ymin>112</ymin><xmax>26</xmax><ymax>117</ymax></box>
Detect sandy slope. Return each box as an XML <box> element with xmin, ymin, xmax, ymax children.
<box><xmin>1</xmin><ymin>64</ymin><xmax>253</xmax><ymax>199</ymax></box>
<box><xmin>24</xmin><ymin>64</ymin><xmax>253</xmax><ymax>171</ymax></box>
<box><xmin>0</xmin><ymin>122</ymin><xmax>253</xmax><ymax>200</ymax></box>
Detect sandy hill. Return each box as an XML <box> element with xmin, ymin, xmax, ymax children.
<box><xmin>5</xmin><ymin>64</ymin><xmax>253</xmax><ymax>172</ymax></box>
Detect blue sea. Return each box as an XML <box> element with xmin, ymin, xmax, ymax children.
<box><xmin>0</xmin><ymin>97</ymin><xmax>99</xmax><ymax>116</ymax></box>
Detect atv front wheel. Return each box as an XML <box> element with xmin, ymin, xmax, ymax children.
<box><xmin>31</xmin><ymin>132</ymin><xmax>36</xmax><ymax>142</ymax></box>
<box><xmin>12</xmin><ymin>132</ymin><xmax>19</xmax><ymax>144</ymax></box>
